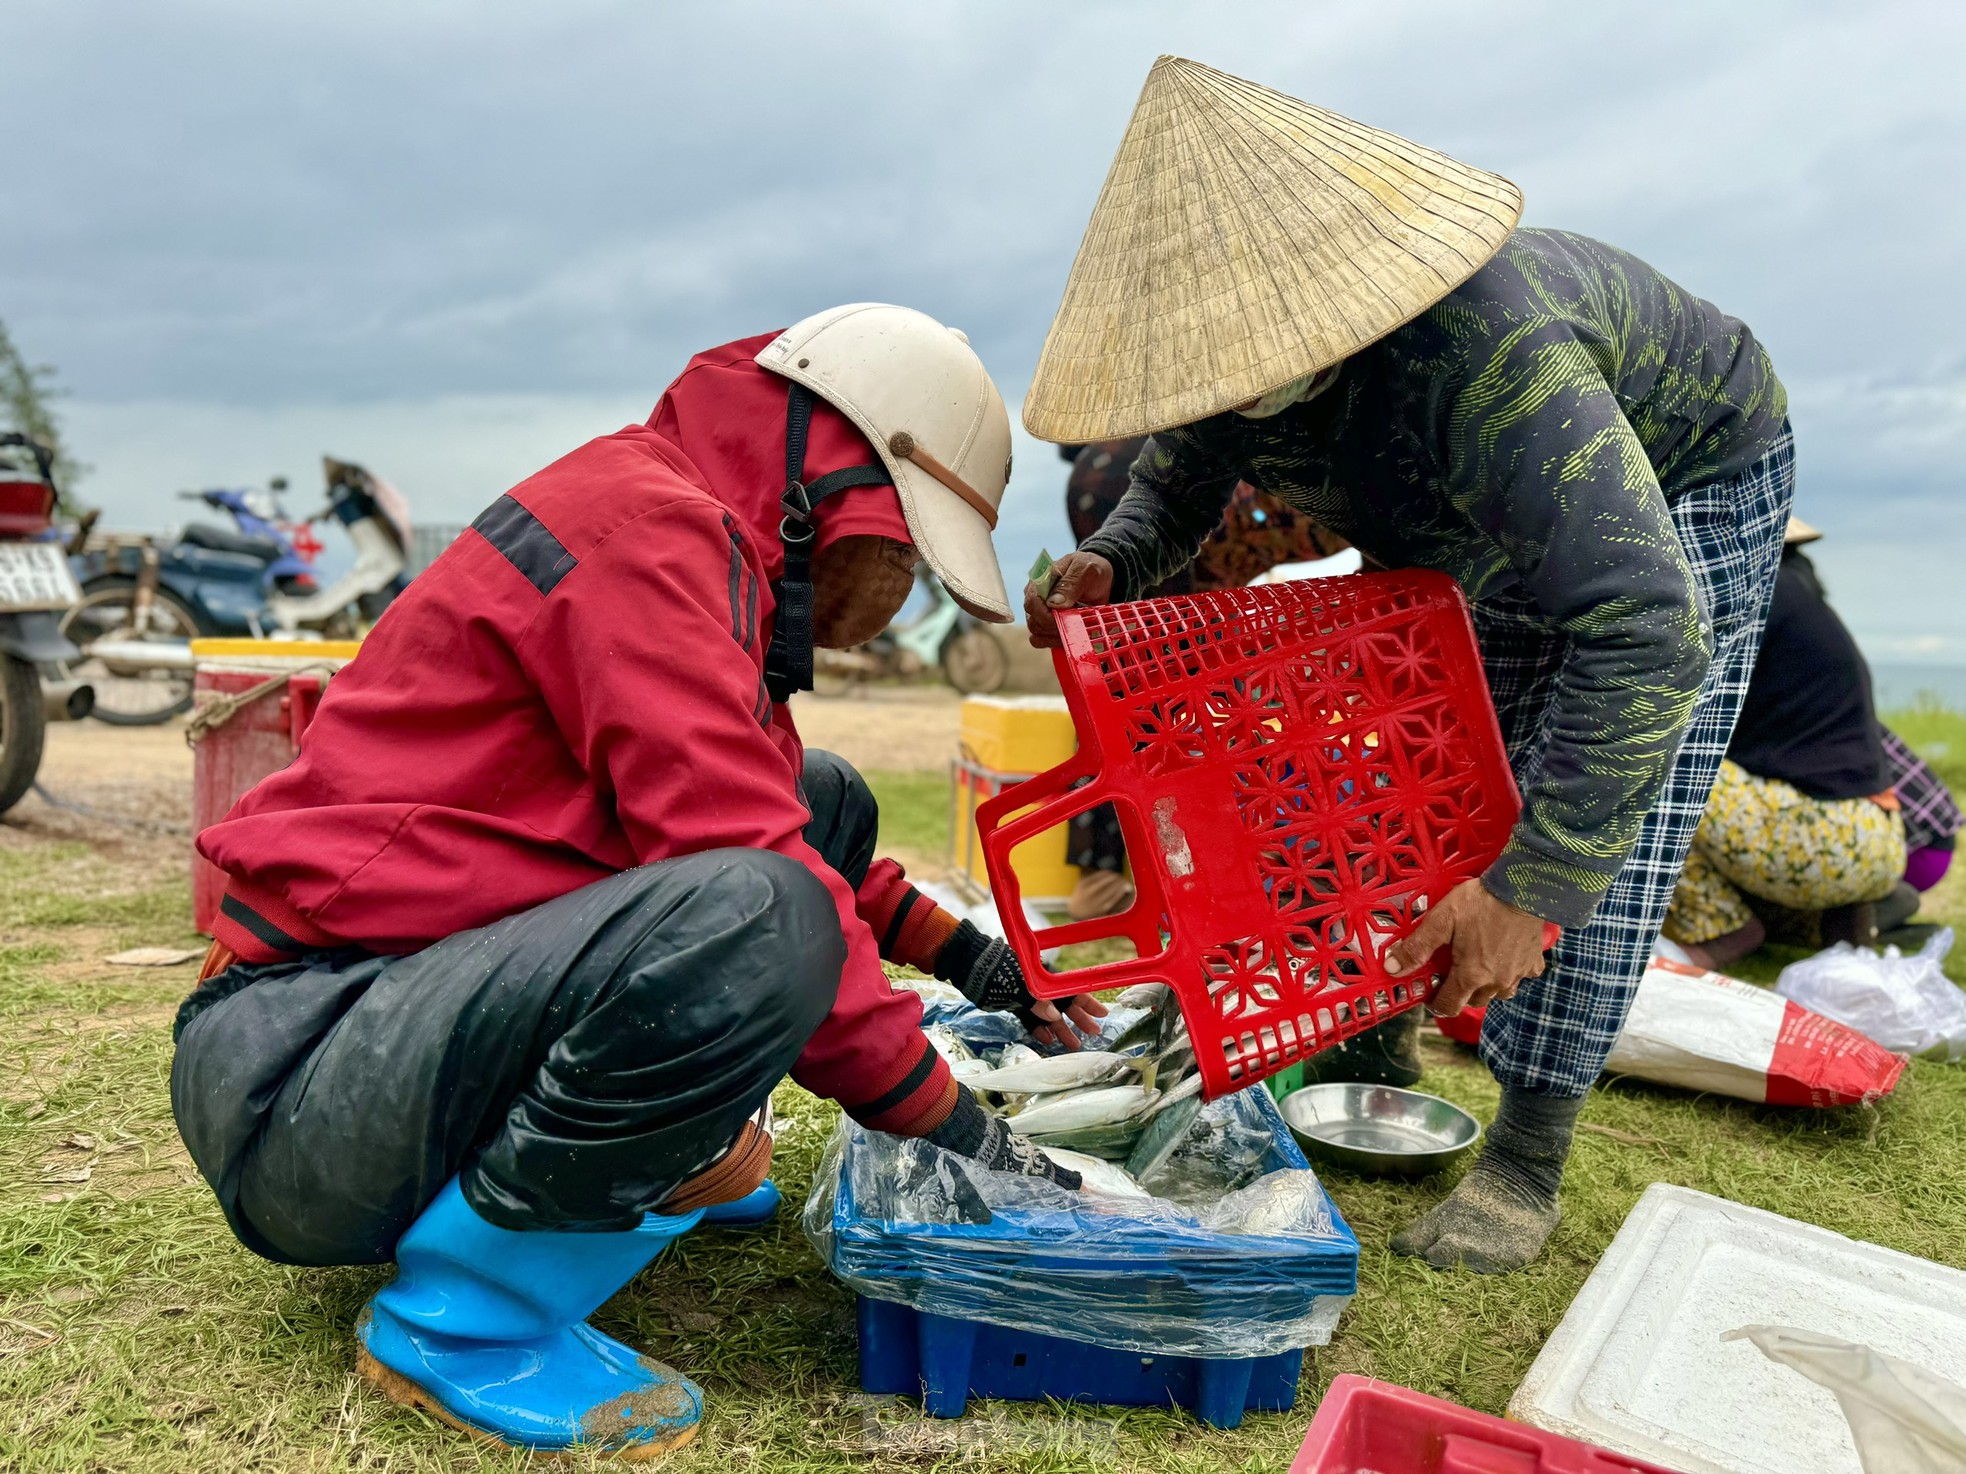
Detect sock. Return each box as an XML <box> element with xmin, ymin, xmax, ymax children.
<box><xmin>1476</xmin><ymin>1085</ymin><xmax>1583</xmax><ymax>1209</ymax></box>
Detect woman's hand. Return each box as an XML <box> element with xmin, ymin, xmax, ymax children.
<box><xmin>1024</xmin><ymin>551</ymin><xmax>1115</xmax><ymax>649</ymax></box>
<box><xmin>1384</xmin><ymin>878</ymin><xmax>1552</xmax><ymax>1016</ymax></box>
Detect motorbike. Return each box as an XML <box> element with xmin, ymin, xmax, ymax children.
<box><xmin>61</xmin><ymin>456</ymin><xmax>411</xmax><ymax>725</ymax></box>
<box><xmin>817</xmin><ymin>564</ymin><xmax>1010</xmax><ymax>694</ymax></box>
<box><xmin>176</xmin><ymin>480</ymin><xmax>322</xmax><ymax>596</ymax></box>
<box><xmin>0</xmin><ymin>434</ymin><xmax>93</xmax><ymax>814</ymax></box>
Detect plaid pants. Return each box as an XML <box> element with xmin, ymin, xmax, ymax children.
<box><xmin>1475</xmin><ymin>430</ymin><xmax>1796</xmax><ymax>1096</ymax></box>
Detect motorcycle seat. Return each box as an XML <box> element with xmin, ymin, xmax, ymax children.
<box><xmin>180</xmin><ymin>522</ymin><xmax>285</xmax><ymax>563</ymax></box>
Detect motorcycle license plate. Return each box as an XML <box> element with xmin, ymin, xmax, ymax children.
<box><xmin>0</xmin><ymin>542</ymin><xmax>82</xmax><ymax>611</ymax></box>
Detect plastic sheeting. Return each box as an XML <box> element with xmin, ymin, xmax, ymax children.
<box><xmin>1725</xmin><ymin>1325</ymin><xmax>1966</xmax><ymax>1474</ymax></box>
<box><xmin>1776</xmin><ymin>928</ymin><xmax>1965</xmax><ymax>1061</ymax></box>
<box><xmin>804</xmin><ymin>1084</ymin><xmax>1358</xmax><ymax>1360</ymax></box>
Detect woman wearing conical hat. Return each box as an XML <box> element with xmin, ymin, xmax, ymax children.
<box><xmin>1025</xmin><ymin>58</ymin><xmax>1794</xmax><ymax>1273</ymax></box>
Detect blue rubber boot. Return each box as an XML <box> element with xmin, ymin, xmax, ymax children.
<box><xmin>357</xmin><ymin>1178</ymin><xmax>707</xmax><ymax>1459</ymax></box>
<box><xmin>692</xmin><ymin>1179</ymin><xmax>781</xmax><ymax>1228</ymax></box>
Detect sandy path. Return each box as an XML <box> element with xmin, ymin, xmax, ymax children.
<box><xmin>789</xmin><ymin>685</ymin><xmax>962</xmax><ymax>771</ymax></box>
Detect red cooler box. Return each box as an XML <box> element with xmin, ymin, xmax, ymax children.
<box><xmin>189</xmin><ymin>640</ymin><xmax>360</xmax><ymax>934</ymax></box>
<box><xmin>1293</xmin><ymin>1375</ymin><xmax>1683</xmax><ymax>1472</ymax></box>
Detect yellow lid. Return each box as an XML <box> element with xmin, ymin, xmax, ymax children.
<box><xmin>189</xmin><ymin>639</ymin><xmax>364</xmax><ymax>661</ymax></box>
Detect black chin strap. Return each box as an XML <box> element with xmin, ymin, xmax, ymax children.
<box><xmin>764</xmin><ymin>383</ymin><xmax>894</xmax><ymax>704</ymax></box>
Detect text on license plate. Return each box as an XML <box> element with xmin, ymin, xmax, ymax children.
<box><xmin>0</xmin><ymin>542</ymin><xmax>82</xmax><ymax>611</ymax></box>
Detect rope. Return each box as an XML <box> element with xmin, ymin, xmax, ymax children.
<box><xmin>28</xmin><ymin>784</ymin><xmax>191</xmax><ymax>837</ymax></box>
<box><xmin>183</xmin><ymin>664</ymin><xmax>338</xmax><ymax>747</ymax></box>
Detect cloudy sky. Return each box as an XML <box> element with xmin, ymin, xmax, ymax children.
<box><xmin>4</xmin><ymin>0</ymin><xmax>1962</xmax><ymax>669</ymax></box>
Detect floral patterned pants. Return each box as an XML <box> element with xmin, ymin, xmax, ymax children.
<box><xmin>1663</xmin><ymin>759</ymin><xmax>1906</xmax><ymax>944</ymax></box>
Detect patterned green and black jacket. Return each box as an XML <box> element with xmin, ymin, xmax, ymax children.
<box><xmin>1079</xmin><ymin>229</ymin><xmax>1788</xmax><ymax>928</ymax></box>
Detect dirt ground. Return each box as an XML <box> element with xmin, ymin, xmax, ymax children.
<box><xmin>0</xmin><ymin>717</ymin><xmax>194</xmax><ymax>881</ymax></box>
<box><xmin>790</xmin><ymin>683</ymin><xmax>964</xmax><ymax>771</ymax></box>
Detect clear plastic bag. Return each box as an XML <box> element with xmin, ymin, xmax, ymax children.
<box><xmin>1775</xmin><ymin>928</ymin><xmax>1965</xmax><ymax>1061</ymax></box>
<box><xmin>803</xmin><ymin>1088</ymin><xmax>1357</xmax><ymax>1359</ymax></box>
<box><xmin>1725</xmin><ymin>1325</ymin><xmax>1966</xmax><ymax>1473</ymax></box>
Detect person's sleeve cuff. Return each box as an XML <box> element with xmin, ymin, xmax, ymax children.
<box><xmin>1075</xmin><ymin>534</ymin><xmax>1138</xmax><ymax>601</ymax></box>
<box><xmin>1479</xmin><ymin>844</ymin><xmax>1609</xmax><ymax>931</ymax></box>
<box><xmin>839</xmin><ymin>1033</ymin><xmax>958</xmax><ymax>1137</ymax></box>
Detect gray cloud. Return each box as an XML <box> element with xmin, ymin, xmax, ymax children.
<box><xmin>6</xmin><ymin>0</ymin><xmax>1962</xmax><ymax>658</ymax></box>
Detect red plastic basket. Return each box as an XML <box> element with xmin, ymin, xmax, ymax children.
<box><xmin>1291</xmin><ymin>1375</ymin><xmax>1681</xmax><ymax>1473</ymax></box>
<box><xmin>976</xmin><ymin>572</ymin><xmax>1524</xmax><ymax>1099</ymax></box>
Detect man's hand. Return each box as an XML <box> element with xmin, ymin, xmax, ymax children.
<box><xmin>949</xmin><ymin>925</ymin><xmax>1108</xmax><ymax>1049</ymax></box>
<box><xmin>1385</xmin><ymin>878</ymin><xmax>1552</xmax><ymax>1016</ymax></box>
<box><xmin>1024</xmin><ymin>551</ymin><xmax>1115</xmax><ymax>649</ymax></box>
<box><xmin>927</xmin><ymin>1084</ymin><xmax>1082</xmax><ymax>1190</ymax></box>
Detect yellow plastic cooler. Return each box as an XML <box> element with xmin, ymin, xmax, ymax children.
<box><xmin>949</xmin><ymin>695</ymin><xmax>1082</xmax><ymax>904</ymax></box>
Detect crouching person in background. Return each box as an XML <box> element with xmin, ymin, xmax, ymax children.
<box><xmin>170</xmin><ymin>306</ymin><xmax>1096</xmax><ymax>1461</ymax></box>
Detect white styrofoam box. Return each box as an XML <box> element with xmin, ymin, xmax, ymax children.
<box><xmin>1511</xmin><ymin>1184</ymin><xmax>1966</xmax><ymax>1474</ymax></box>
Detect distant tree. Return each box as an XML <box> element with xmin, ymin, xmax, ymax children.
<box><xmin>0</xmin><ymin>316</ymin><xmax>84</xmax><ymax>507</ymax></box>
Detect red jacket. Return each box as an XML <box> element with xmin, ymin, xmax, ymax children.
<box><xmin>198</xmin><ymin>334</ymin><xmax>954</xmax><ymax>1136</ymax></box>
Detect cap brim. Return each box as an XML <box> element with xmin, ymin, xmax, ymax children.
<box><xmin>890</xmin><ymin>459</ymin><xmax>1012</xmax><ymax>621</ymax></box>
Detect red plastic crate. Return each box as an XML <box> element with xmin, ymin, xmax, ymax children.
<box><xmin>1292</xmin><ymin>1375</ymin><xmax>1682</xmax><ymax>1473</ymax></box>
<box><xmin>976</xmin><ymin>572</ymin><xmax>1523</xmax><ymax>1099</ymax></box>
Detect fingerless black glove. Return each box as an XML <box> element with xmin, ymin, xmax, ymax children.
<box><xmin>926</xmin><ymin>1084</ymin><xmax>1082</xmax><ymax>1190</ymax></box>
<box><xmin>934</xmin><ymin>920</ymin><xmax>1031</xmax><ymax>1013</ymax></box>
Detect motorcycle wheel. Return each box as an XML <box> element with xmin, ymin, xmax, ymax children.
<box><xmin>940</xmin><ymin>625</ymin><xmax>1010</xmax><ymax>695</ymax></box>
<box><xmin>59</xmin><ymin>578</ymin><xmax>211</xmax><ymax>726</ymax></box>
<box><xmin>0</xmin><ymin>654</ymin><xmax>46</xmax><ymax>815</ymax></box>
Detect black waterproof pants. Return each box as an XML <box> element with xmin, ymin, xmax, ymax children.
<box><xmin>171</xmin><ymin>751</ymin><xmax>879</xmax><ymax>1267</ymax></box>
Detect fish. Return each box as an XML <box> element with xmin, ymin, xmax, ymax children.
<box><xmin>1155</xmin><ymin>1071</ymin><xmax>1205</xmax><ymax>1109</ymax></box>
<box><xmin>965</xmin><ymin>1051</ymin><xmax>1142</xmax><ymax>1096</ymax></box>
<box><xmin>1124</xmin><ymin>1094</ymin><xmax>1203</xmax><ymax>1182</ymax></box>
<box><xmin>1043</xmin><ymin>1148</ymin><xmax>1151</xmax><ymax>1198</ymax></box>
<box><xmin>1028</xmin><ymin>1119</ymin><xmax>1150</xmax><ymax>1158</ymax></box>
<box><xmin>1113</xmin><ymin>983</ymin><xmax>1172</xmax><ymax>1012</ymax></box>
<box><xmin>925</xmin><ymin>1026</ymin><xmax>977</xmax><ymax>1065</ymax></box>
<box><xmin>1156</xmin><ymin>996</ymin><xmax>1189</xmax><ymax>1055</ymax></box>
<box><xmin>1009</xmin><ymin>1084</ymin><xmax>1161</xmax><ymax>1137</ymax></box>
<box><xmin>995</xmin><ymin>1042</ymin><xmax>1041</xmax><ymax>1069</ymax></box>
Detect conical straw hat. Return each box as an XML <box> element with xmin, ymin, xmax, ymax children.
<box><xmin>1023</xmin><ymin>56</ymin><xmax>1524</xmax><ymax>443</ymax></box>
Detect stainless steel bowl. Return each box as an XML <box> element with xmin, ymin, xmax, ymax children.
<box><xmin>1280</xmin><ymin>1083</ymin><xmax>1482</xmax><ymax>1178</ymax></box>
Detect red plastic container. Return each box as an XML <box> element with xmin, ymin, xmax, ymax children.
<box><xmin>976</xmin><ymin>572</ymin><xmax>1524</xmax><ymax>1099</ymax></box>
<box><xmin>190</xmin><ymin>644</ymin><xmax>354</xmax><ymax>934</ymax></box>
<box><xmin>1292</xmin><ymin>1375</ymin><xmax>1681</xmax><ymax>1473</ymax></box>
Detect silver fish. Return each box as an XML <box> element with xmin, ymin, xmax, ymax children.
<box><xmin>926</xmin><ymin>1026</ymin><xmax>977</xmax><ymax>1065</ymax></box>
<box><xmin>1113</xmin><ymin>983</ymin><xmax>1172</xmax><ymax>1012</ymax></box>
<box><xmin>967</xmin><ymin>1051</ymin><xmax>1141</xmax><ymax>1096</ymax></box>
<box><xmin>1028</xmin><ymin>1119</ymin><xmax>1149</xmax><ymax>1158</ymax></box>
<box><xmin>1155</xmin><ymin>1071</ymin><xmax>1205</xmax><ymax>1109</ymax></box>
<box><xmin>1156</xmin><ymin>996</ymin><xmax>1189</xmax><ymax>1055</ymax></box>
<box><xmin>1124</xmin><ymin>1094</ymin><xmax>1203</xmax><ymax>1181</ymax></box>
<box><xmin>1043</xmin><ymin>1148</ymin><xmax>1151</xmax><ymax>1198</ymax></box>
<box><xmin>1010</xmin><ymin>1084</ymin><xmax>1161</xmax><ymax>1137</ymax></box>
<box><xmin>996</xmin><ymin>1042</ymin><xmax>1041</xmax><ymax>1069</ymax></box>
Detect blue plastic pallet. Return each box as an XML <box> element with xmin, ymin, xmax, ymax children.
<box><xmin>858</xmin><ymin>1296</ymin><xmax>1304</xmax><ymax>1428</ymax></box>
<box><xmin>836</xmin><ymin>1087</ymin><xmax>1355</xmax><ymax>1429</ymax></box>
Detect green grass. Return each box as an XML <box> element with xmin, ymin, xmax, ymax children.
<box><xmin>3</xmin><ymin>714</ymin><xmax>1965</xmax><ymax>1470</ymax></box>
<box><xmin>862</xmin><ymin>771</ymin><xmax>950</xmax><ymax>865</ymax></box>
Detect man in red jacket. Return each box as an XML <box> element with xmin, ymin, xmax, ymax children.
<box><xmin>171</xmin><ymin>305</ymin><xmax>1096</xmax><ymax>1460</ymax></box>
